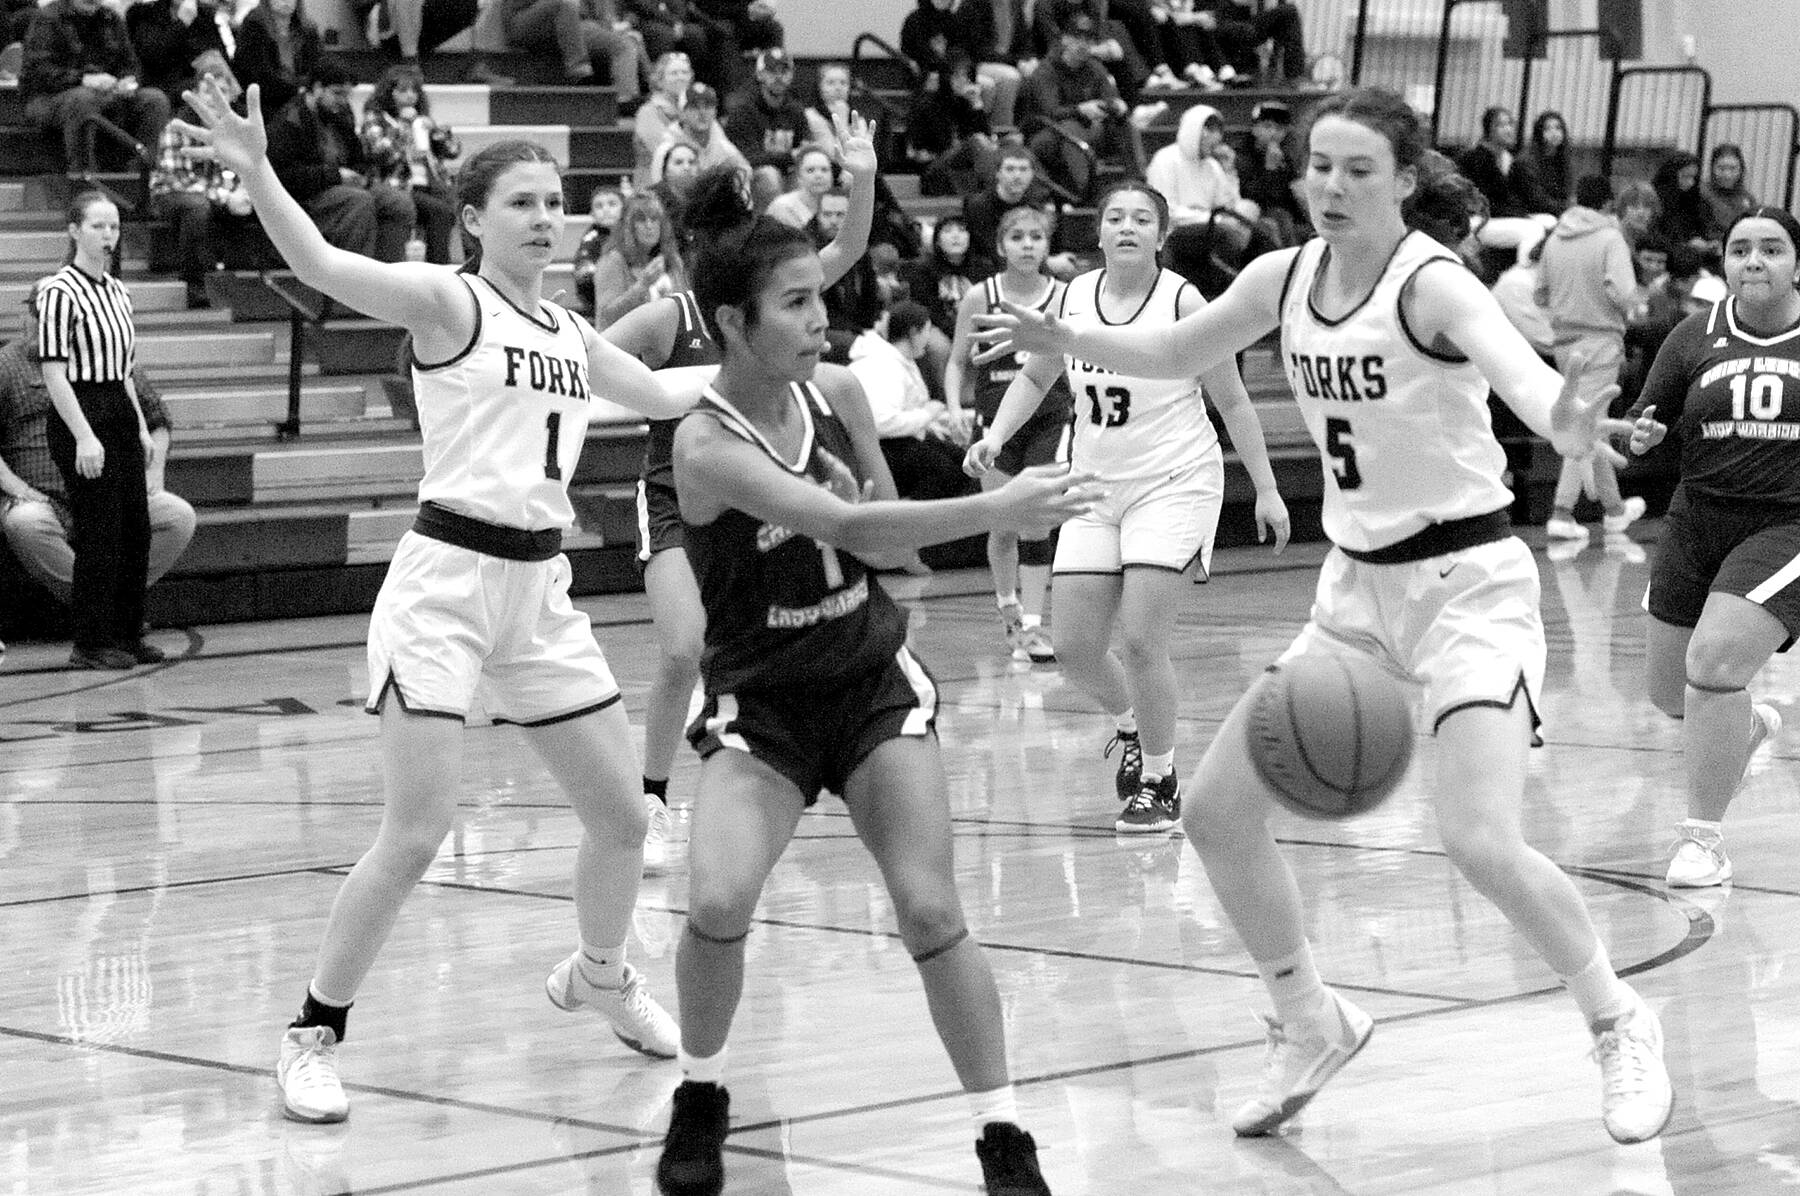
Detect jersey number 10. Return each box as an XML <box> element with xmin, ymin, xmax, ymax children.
<box><xmin>1729</xmin><ymin>373</ymin><xmax>1787</xmax><ymax>421</ymax></box>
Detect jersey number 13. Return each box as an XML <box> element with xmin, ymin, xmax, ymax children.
<box><xmin>1085</xmin><ymin>384</ymin><xmax>1131</xmax><ymax>428</ymax></box>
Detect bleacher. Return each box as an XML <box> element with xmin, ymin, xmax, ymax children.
<box><xmin>1</xmin><ymin>2</ymin><xmax>1792</xmax><ymax>634</ymax></box>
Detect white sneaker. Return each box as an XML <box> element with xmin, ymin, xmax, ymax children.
<box><xmin>1545</xmin><ymin>515</ymin><xmax>1589</xmax><ymax>541</ymax></box>
<box><xmin>1007</xmin><ymin>621</ymin><xmax>1056</xmax><ymax>663</ymax></box>
<box><xmin>546</xmin><ymin>956</ymin><xmax>679</xmax><ymax>1058</ymax></box>
<box><xmin>1748</xmin><ymin>702</ymin><xmax>1781</xmax><ymax>762</ymax></box>
<box><xmin>1592</xmin><ymin>996</ymin><xmax>1673</xmax><ymax>1144</ymax></box>
<box><xmin>1665</xmin><ymin>820</ymin><xmax>1732</xmax><ymax>887</ymax></box>
<box><xmin>642</xmin><ymin>794</ymin><xmax>677</xmax><ymax>876</ymax></box>
<box><xmin>276</xmin><ymin>1026</ymin><xmax>349</xmax><ymax>1123</ymax></box>
<box><xmin>1602</xmin><ymin>496</ymin><xmax>1648</xmax><ymax>535</ymax></box>
<box><xmin>1231</xmin><ymin>989</ymin><xmax>1373</xmax><ymax>1136</ymax></box>
<box><xmin>1130</xmin><ymin>100</ymin><xmax>1170</xmax><ymax>129</ymax></box>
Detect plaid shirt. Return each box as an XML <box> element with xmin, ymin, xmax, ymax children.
<box><xmin>0</xmin><ymin>340</ymin><xmax>170</xmax><ymax>503</ymax></box>
<box><xmin>151</xmin><ymin>112</ymin><xmax>246</xmax><ymax>204</ymax></box>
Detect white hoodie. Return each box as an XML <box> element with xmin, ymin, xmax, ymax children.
<box><xmin>1146</xmin><ymin>105</ymin><xmax>1253</xmax><ymax>225</ymax></box>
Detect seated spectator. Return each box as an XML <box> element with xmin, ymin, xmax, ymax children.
<box><xmin>498</xmin><ymin>0</ymin><xmax>646</xmax><ymax>94</ymax></box>
<box><xmin>1616</xmin><ymin>178</ymin><xmax>1659</xmax><ymax>259</ymax></box>
<box><xmin>724</xmin><ymin>47</ymin><xmax>809</xmax><ymax>200</ymax></box>
<box><xmin>960</xmin><ymin>145</ymin><xmax>1082</xmax><ymax>276</ymax></box>
<box><xmin>571</xmin><ymin>185</ymin><xmax>623</xmax><ymax>313</ymax></box>
<box><xmin>957</xmin><ymin>0</ymin><xmax>1039</xmax><ymax>127</ymax></box>
<box><xmin>634</xmin><ymin>51</ymin><xmax>691</xmax><ymax>185</ymax></box>
<box><xmin>1650</xmin><ymin>151</ymin><xmax>1720</xmax><ymax>261</ymax></box>
<box><xmin>589</xmin><ymin>192</ymin><xmax>683</xmax><ymax>328</ymax></box>
<box><xmin>670</xmin><ymin>81</ymin><xmax>750</xmax><ymax>176</ymax></box>
<box><xmin>762</xmin><ymin>143</ymin><xmax>834</xmax><ymax>228</ymax></box>
<box><xmin>231</xmin><ymin>0</ymin><xmax>325</xmax><ymax>119</ymax></box>
<box><xmin>2</xmin><ymin>0</ymin><xmax>34</xmax><ymax>83</ymax></box>
<box><xmin>869</xmin><ymin>241</ymin><xmax>906</xmax><ymax>307</ymax></box>
<box><xmin>357</xmin><ymin>63</ymin><xmax>459</xmax><ymax>263</ymax></box>
<box><xmin>692</xmin><ymin>0</ymin><xmax>782</xmax><ymax>88</ymax></box>
<box><xmin>845</xmin><ymin>301</ymin><xmax>974</xmax><ymax>502</ymax></box>
<box><xmin>1153</xmin><ymin>0</ymin><xmax>1231</xmax><ymax>90</ymax></box>
<box><xmin>1021</xmin><ymin>30</ymin><xmax>1142</xmax><ymax>202</ymax></box>
<box><xmin>357</xmin><ymin>0</ymin><xmax>511</xmax><ymax>82</ymax></box>
<box><xmin>126</xmin><ymin>0</ymin><xmax>227</xmax><ymax>102</ymax></box>
<box><xmin>1237</xmin><ymin>99</ymin><xmax>1304</xmax><ymax>244</ymax></box>
<box><xmin>912</xmin><ymin>51</ymin><xmax>995</xmax><ymax>163</ymax></box>
<box><xmin>649</xmin><ymin>136</ymin><xmax>701</xmax><ymax>222</ymax></box>
<box><xmin>624</xmin><ymin>0</ymin><xmax>715</xmax><ymax>89</ymax></box>
<box><xmin>810</xmin><ymin>187</ymin><xmax>881</xmax><ymax>359</ymax></box>
<box><xmin>1701</xmin><ymin>142</ymin><xmax>1757</xmax><ymax>236</ymax></box>
<box><xmin>1147</xmin><ymin>103</ymin><xmax>1265</xmax><ymax>284</ymax></box>
<box><xmin>150</xmin><ymin>50</ymin><xmax>258</xmax><ymax>308</ymax></box>
<box><xmin>1456</xmin><ymin>106</ymin><xmax>1555</xmax><ymax>261</ymax></box>
<box><xmin>902</xmin><ymin>0</ymin><xmax>1006</xmax><ymax>141</ymax></box>
<box><xmin>802</xmin><ymin>61</ymin><xmax>852</xmax><ymax>148</ymax></box>
<box><xmin>1510</xmin><ymin>110</ymin><xmax>1571</xmax><ymax>217</ymax></box>
<box><xmin>1044</xmin><ymin>1</ymin><xmax>1149</xmax><ymax>106</ymax></box>
<box><xmin>265</xmin><ymin>59</ymin><xmax>416</xmax><ymax>263</ymax></box>
<box><xmin>23</xmin><ymin>0</ymin><xmax>171</xmax><ymax>175</ymax></box>
<box><xmin>1630</xmin><ymin>231</ymin><xmax>1669</xmax><ymax>289</ymax></box>
<box><xmin>1624</xmin><ymin>241</ymin><xmax>1713</xmax><ymax>402</ymax></box>
<box><xmin>902</xmin><ymin>215</ymin><xmax>991</xmax><ymax>342</ymax></box>
<box><xmin>0</xmin><ymin>290</ymin><xmax>196</xmax><ymax>633</ymax></box>
<box><xmin>1180</xmin><ymin>0</ymin><xmax>1307</xmax><ymax>85</ymax></box>
<box><xmin>1491</xmin><ymin>239</ymin><xmax>1553</xmax><ymax>359</ymax></box>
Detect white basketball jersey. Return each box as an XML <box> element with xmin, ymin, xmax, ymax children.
<box><xmin>1279</xmin><ymin>232</ymin><xmax>1512</xmax><ymax>552</ymax></box>
<box><xmin>413</xmin><ymin>274</ymin><xmax>595</xmax><ymax>531</ymax></box>
<box><xmin>1061</xmin><ymin>267</ymin><xmax>1219</xmax><ymax>480</ymax></box>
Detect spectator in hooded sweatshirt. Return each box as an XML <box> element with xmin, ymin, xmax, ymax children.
<box><xmin>1146</xmin><ymin>103</ymin><xmax>1258</xmax><ymax>285</ymax></box>
<box><xmin>1535</xmin><ymin>174</ymin><xmax>1644</xmax><ymax>544</ymax></box>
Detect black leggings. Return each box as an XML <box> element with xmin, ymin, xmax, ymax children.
<box><xmin>47</xmin><ymin>380</ymin><xmax>149</xmax><ymax>651</ymax></box>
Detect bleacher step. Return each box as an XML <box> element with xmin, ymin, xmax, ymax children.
<box><xmin>161</xmin><ymin>382</ymin><xmax>374</xmax><ymax>427</ymax></box>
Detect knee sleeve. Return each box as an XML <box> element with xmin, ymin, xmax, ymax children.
<box><xmin>685</xmin><ymin>922</ymin><xmax>749</xmax><ymax>946</ymax></box>
<box><xmin>909</xmin><ymin>926</ymin><xmax>969</xmax><ymax>965</ymax></box>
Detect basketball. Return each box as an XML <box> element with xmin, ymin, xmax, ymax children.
<box><xmin>1244</xmin><ymin>652</ymin><xmax>1415</xmax><ymax>820</ymax></box>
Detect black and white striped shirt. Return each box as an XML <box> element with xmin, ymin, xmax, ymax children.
<box><xmin>35</xmin><ymin>265</ymin><xmax>136</xmax><ymax>384</ymax></box>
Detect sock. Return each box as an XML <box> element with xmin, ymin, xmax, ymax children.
<box><xmin>1552</xmin><ymin>506</ymin><xmax>1575</xmax><ymax>520</ymax></box>
<box><xmin>1142</xmin><ymin>749</ymin><xmax>1174</xmax><ymax>781</ymax></box>
<box><xmin>1680</xmin><ymin>817</ymin><xmax>1723</xmax><ymax>835</ymax></box>
<box><xmin>1021</xmin><ymin>613</ymin><xmax>1043</xmax><ymax>629</ymax></box>
<box><xmin>643</xmin><ymin>776</ymin><xmax>669</xmax><ymax>802</ymax></box>
<box><xmin>1257</xmin><ymin>944</ymin><xmax>1332</xmax><ymax>1030</ymax></box>
<box><xmin>1114</xmin><ymin>709</ymin><xmax>1138</xmax><ymax>735</ymax></box>
<box><xmin>968</xmin><ymin>1084</ymin><xmax>1019</xmax><ymax>1130</ymax></box>
<box><xmin>995</xmin><ymin>592</ymin><xmax>1019</xmax><ymax>611</ymax></box>
<box><xmin>1560</xmin><ymin>942</ymin><xmax>1634</xmax><ymax>1028</ymax></box>
<box><xmin>680</xmin><ymin>1045</ymin><xmax>727</xmax><ymax>1085</ymax></box>
<box><xmin>577</xmin><ymin>941</ymin><xmax>628</xmax><ymax>990</ymax></box>
<box><xmin>293</xmin><ymin>985</ymin><xmax>352</xmax><ymax>1041</ymax></box>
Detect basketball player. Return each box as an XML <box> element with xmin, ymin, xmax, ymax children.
<box><xmin>946</xmin><ymin>204</ymin><xmax>1073</xmax><ymax>665</ymax></box>
<box><xmin>971</xmin><ymin>89</ymin><xmax>1674</xmax><ymax>1144</ymax></box>
<box><xmin>602</xmin><ymin>138</ymin><xmax>879</xmax><ymax>868</ymax></box>
<box><xmin>173</xmin><ymin>80</ymin><xmax>707</xmax><ymax>1123</ymax></box>
<box><xmin>653</xmin><ymin>217</ymin><xmax>1098</xmax><ymax>1196</ymax></box>
<box><xmin>964</xmin><ymin>180</ymin><xmax>1291</xmax><ymax>835</ymax></box>
<box><xmin>1628</xmin><ymin>207</ymin><xmax>1800</xmax><ymax>888</ymax></box>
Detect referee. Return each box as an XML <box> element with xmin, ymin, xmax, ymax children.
<box><xmin>34</xmin><ymin>191</ymin><xmax>163</xmax><ymax>670</ymax></box>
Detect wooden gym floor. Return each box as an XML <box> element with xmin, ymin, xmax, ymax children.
<box><xmin>3</xmin><ymin>527</ymin><xmax>1798</xmax><ymax>1195</ymax></box>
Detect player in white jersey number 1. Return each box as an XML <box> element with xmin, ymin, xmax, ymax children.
<box><xmin>175</xmin><ymin>79</ymin><xmax>706</xmax><ymax>1126</ymax></box>
<box><xmin>966</xmin><ymin>181</ymin><xmax>1290</xmax><ymax>835</ymax></box>
<box><xmin>972</xmin><ymin>89</ymin><xmax>1674</xmax><ymax>1148</ymax></box>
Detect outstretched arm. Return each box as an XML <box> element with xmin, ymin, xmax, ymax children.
<box><xmin>579</xmin><ymin>320</ymin><xmax>710</xmax><ymax>419</ymax></box>
<box><xmin>973</xmin><ymin>248</ymin><xmax>1295</xmax><ymax>378</ymax></box>
<box><xmin>171</xmin><ymin>79</ymin><xmax>468</xmax><ymax>356</ymax></box>
<box><xmin>818</xmin><ymin>113</ymin><xmax>879</xmax><ymax>288</ymax></box>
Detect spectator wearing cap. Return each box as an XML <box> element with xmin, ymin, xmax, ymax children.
<box><xmin>0</xmin><ymin>288</ymin><xmax>196</xmax><ymax>639</ymax></box>
<box><xmin>1237</xmin><ymin>99</ymin><xmax>1305</xmax><ymax>244</ymax></box>
<box><xmin>265</xmin><ymin>57</ymin><xmax>417</xmax><ymax>262</ymax></box>
<box><xmin>21</xmin><ymin>0</ymin><xmax>172</xmax><ymax>174</ymax></box>
<box><xmin>231</xmin><ymin>0</ymin><xmax>327</xmax><ymax>120</ymax></box>
<box><xmin>724</xmin><ymin>47</ymin><xmax>810</xmax><ymax>202</ymax></box>
<box><xmin>667</xmin><ymin>80</ymin><xmax>751</xmax><ymax>176</ymax></box>
<box><xmin>126</xmin><ymin>0</ymin><xmax>228</xmax><ymax>102</ymax></box>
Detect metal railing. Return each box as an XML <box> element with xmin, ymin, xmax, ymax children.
<box><xmin>261</xmin><ymin>273</ymin><xmax>333</xmax><ymax>441</ymax></box>
<box><xmin>1601</xmin><ymin>64</ymin><xmax>1709</xmax><ymax>178</ymax></box>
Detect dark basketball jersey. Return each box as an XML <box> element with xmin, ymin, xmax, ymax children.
<box><xmin>642</xmin><ymin>291</ymin><xmax>723</xmax><ymax>491</ymax></box>
<box><xmin>1637</xmin><ymin>297</ymin><xmax>1800</xmax><ymax>505</ymax></box>
<box><xmin>971</xmin><ymin>273</ymin><xmax>1074</xmax><ymax>424</ymax></box>
<box><xmin>682</xmin><ymin>381</ymin><xmax>909</xmax><ymax>693</ymax></box>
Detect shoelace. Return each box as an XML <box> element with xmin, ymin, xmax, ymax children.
<box><xmin>1104</xmin><ymin>732</ymin><xmax>1142</xmax><ymax>773</ymax></box>
<box><xmin>1592</xmin><ymin>1025</ymin><xmax>1654</xmax><ymax>1098</ymax></box>
<box><xmin>1250</xmin><ymin>1014</ymin><xmax>1298</xmax><ymax>1094</ymax></box>
<box><xmin>288</xmin><ymin>1040</ymin><xmax>337</xmax><ymax>1088</ymax></box>
<box><xmin>1669</xmin><ymin>828</ymin><xmax>1723</xmax><ymax>858</ymax></box>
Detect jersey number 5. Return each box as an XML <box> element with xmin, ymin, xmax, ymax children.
<box><xmin>1086</xmin><ymin>384</ymin><xmax>1131</xmax><ymax>428</ymax></box>
<box><xmin>1325</xmin><ymin>416</ymin><xmax>1363</xmax><ymax>490</ymax></box>
<box><xmin>544</xmin><ymin>413</ymin><xmax>563</xmax><ymax>480</ymax></box>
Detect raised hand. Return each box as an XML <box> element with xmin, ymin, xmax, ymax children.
<box><xmin>971</xmin><ymin>299</ymin><xmax>1071</xmax><ymax>365</ymax></box>
<box><xmin>990</xmin><ymin>465</ymin><xmax>1102</xmax><ymax>537</ymax></box>
<box><xmin>1629</xmin><ymin>404</ymin><xmax>1667</xmax><ymax>456</ymax></box>
<box><xmin>171</xmin><ymin>77</ymin><xmax>268</xmax><ymax>179</ymax></box>
<box><xmin>1548</xmin><ymin>353</ymin><xmax>1633</xmax><ymax>467</ymax></box>
<box><xmin>834</xmin><ymin>111</ymin><xmax>879</xmax><ymax>178</ymax></box>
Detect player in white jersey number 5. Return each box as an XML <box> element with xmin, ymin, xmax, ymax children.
<box><xmin>175</xmin><ymin>79</ymin><xmax>705</xmax><ymax>1126</ymax></box>
<box><xmin>972</xmin><ymin>88</ymin><xmax>1673</xmax><ymax>1148</ymax></box>
<box><xmin>966</xmin><ymin>180</ymin><xmax>1290</xmax><ymax>836</ymax></box>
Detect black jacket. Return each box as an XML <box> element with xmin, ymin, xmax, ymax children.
<box><xmin>22</xmin><ymin>0</ymin><xmax>143</xmax><ymax>98</ymax></box>
<box><xmin>231</xmin><ymin>4</ymin><xmax>324</xmax><ymax>118</ymax></box>
<box><xmin>127</xmin><ymin>0</ymin><xmax>228</xmax><ymax>100</ymax></box>
<box><xmin>267</xmin><ymin>94</ymin><xmax>370</xmax><ymax>202</ymax></box>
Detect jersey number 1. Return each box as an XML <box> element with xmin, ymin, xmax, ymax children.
<box><xmin>1325</xmin><ymin>416</ymin><xmax>1363</xmax><ymax>490</ymax></box>
<box><xmin>544</xmin><ymin>413</ymin><xmax>563</xmax><ymax>480</ymax></box>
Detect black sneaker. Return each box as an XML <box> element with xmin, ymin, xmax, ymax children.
<box><xmin>1103</xmin><ymin>730</ymin><xmax>1141</xmax><ymax>802</ymax></box>
<box><xmin>121</xmin><ymin>640</ymin><xmax>166</xmax><ymax>664</ymax></box>
<box><xmin>1115</xmin><ymin>770</ymin><xmax>1180</xmax><ymax>834</ymax></box>
<box><xmin>975</xmin><ymin>1122</ymin><xmax>1052</xmax><ymax>1195</ymax></box>
<box><xmin>69</xmin><ymin>645</ymin><xmax>136</xmax><ymax>670</ymax></box>
<box><xmin>656</xmin><ymin>1081</ymin><xmax>730</xmax><ymax>1196</ymax></box>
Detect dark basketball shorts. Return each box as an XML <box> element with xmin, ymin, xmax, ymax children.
<box><xmin>977</xmin><ymin>407</ymin><xmax>1072</xmax><ymax>478</ymax></box>
<box><xmin>685</xmin><ymin>646</ymin><xmax>940</xmax><ymax>803</ymax></box>
<box><xmin>1648</xmin><ymin>489</ymin><xmax>1800</xmax><ymax>648</ymax></box>
<box><xmin>636</xmin><ymin>476</ymin><xmax>684</xmax><ymax>564</ymax></box>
